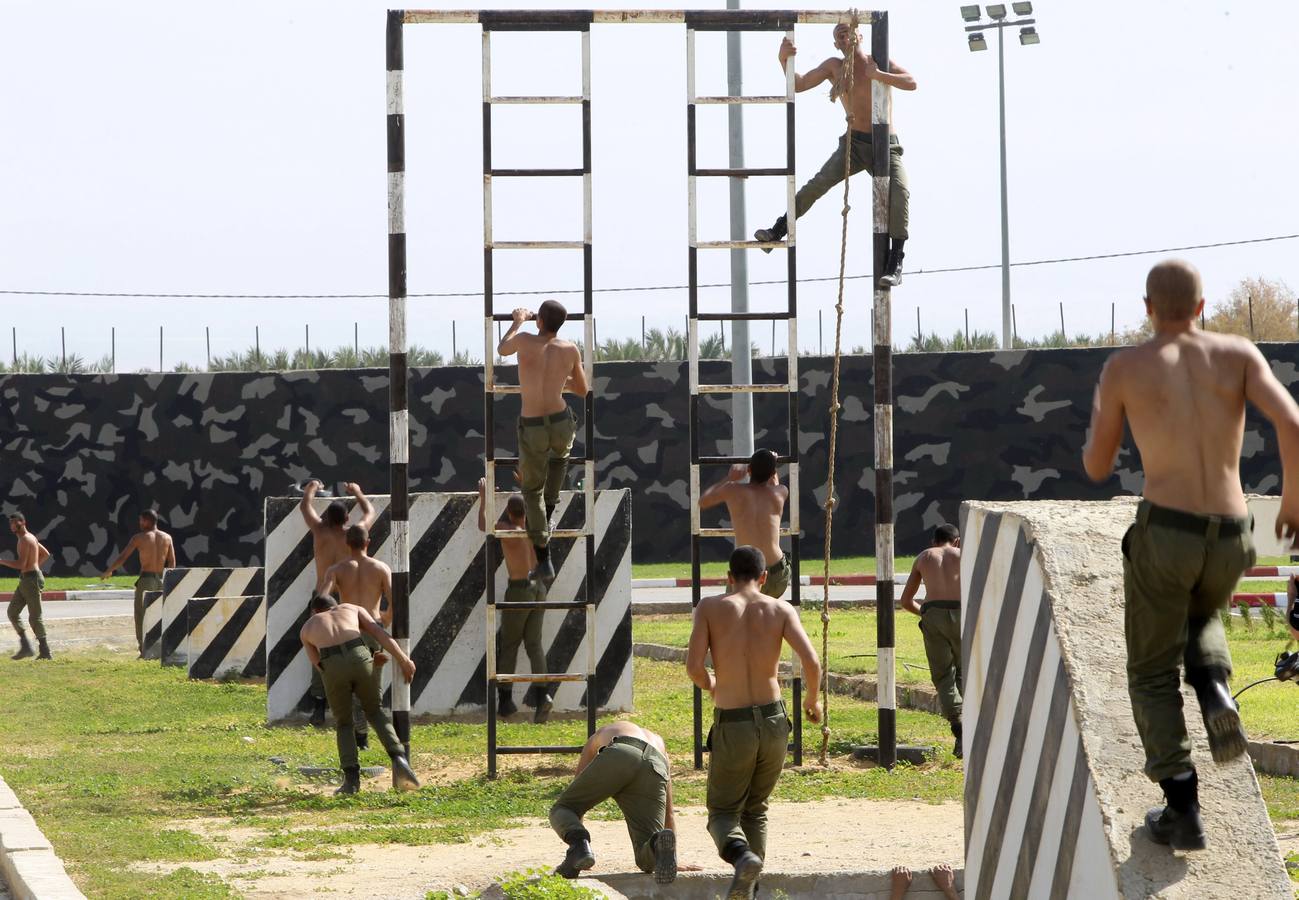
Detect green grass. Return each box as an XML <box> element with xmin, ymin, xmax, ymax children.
<box><xmin>0</xmin><ymin>652</ymin><xmax>960</xmax><ymax>897</ymax></box>
<box><xmin>632</xmin><ymin>557</ymin><xmax>914</xmax><ymax>580</ymax></box>
<box><xmin>0</xmin><ymin>575</ymin><xmax>135</xmax><ymax>591</ymax></box>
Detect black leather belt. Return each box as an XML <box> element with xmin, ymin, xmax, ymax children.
<box><xmin>716</xmin><ymin>700</ymin><xmax>786</xmax><ymax>723</ymax></box>
<box><xmin>319</xmin><ymin>636</ymin><xmax>366</xmax><ymax>660</ymax></box>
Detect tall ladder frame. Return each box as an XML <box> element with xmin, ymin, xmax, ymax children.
<box><xmin>479</xmin><ymin>11</ymin><xmax>599</xmax><ymax>779</ymax></box>
<box><xmin>684</xmin><ymin>11</ymin><xmax>803</xmax><ymax>769</ymax></box>
<box><xmin>383</xmin><ymin>6</ymin><xmax>894</xmax><ymax>772</ymax></box>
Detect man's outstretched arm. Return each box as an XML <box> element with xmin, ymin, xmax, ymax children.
<box><xmin>497</xmin><ymin>308</ymin><xmax>530</xmax><ymax>357</ymax></box>
<box><xmin>783</xmin><ymin>605</ymin><xmax>823</xmax><ymax>722</ymax></box>
<box><xmin>102</xmin><ymin>534</ymin><xmax>139</xmax><ymax>579</ymax></box>
<box><xmin>777</xmin><ymin>38</ymin><xmax>835</xmax><ymax>93</ymax></box>
<box><xmin>899</xmin><ymin>563</ymin><xmax>924</xmax><ymax>615</ymax></box>
<box><xmin>299</xmin><ymin>480</ymin><xmax>324</xmax><ymax>529</ymax></box>
<box><xmin>1083</xmin><ymin>355</ymin><xmax>1126</xmax><ymax>482</ymax></box>
<box><xmin>685</xmin><ymin>603</ymin><xmax>715</xmax><ymax>696</ymax></box>
<box><xmin>866</xmin><ymin>57</ymin><xmax>917</xmax><ymax>91</ymax></box>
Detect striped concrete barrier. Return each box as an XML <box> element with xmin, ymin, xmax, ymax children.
<box><xmin>159</xmin><ymin>568</ymin><xmax>263</xmax><ymax>667</ymax></box>
<box><xmin>961</xmin><ymin>498</ymin><xmax>1288</xmax><ymax>900</ymax></box>
<box><xmin>186</xmin><ymin>596</ymin><xmax>267</xmax><ymax>680</ymax></box>
<box><xmin>263</xmin><ymin>490</ymin><xmax>633</xmax><ymax>723</ymax></box>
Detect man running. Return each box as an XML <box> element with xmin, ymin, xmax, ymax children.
<box><xmin>300</xmin><ymin>480</ymin><xmax>377</xmax><ymax>726</ymax></box>
<box><xmin>496</xmin><ymin>300</ymin><xmax>588</xmax><ymax>587</ymax></box>
<box><xmin>550</xmin><ymin>721</ymin><xmax>681</xmax><ymax>885</ymax></box>
<box><xmin>754</xmin><ymin>22</ymin><xmax>915</xmax><ymax>286</ymax></box>
<box><xmin>900</xmin><ymin>524</ymin><xmax>963</xmax><ymax>758</ymax></box>
<box><xmin>477</xmin><ymin>478</ymin><xmax>553</xmax><ymax>723</ymax></box>
<box><xmin>316</xmin><ymin>524</ymin><xmax>391</xmax><ymax>752</ymax></box>
<box><xmin>1084</xmin><ymin>258</ymin><xmax>1299</xmax><ymax>851</ymax></box>
<box><xmin>687</xmin><ymin>545</ymin><xmax>823</xmax><ymax>899</ymax></box>
<box><xmin>3</xmin><ymin>513</ymin><xmax>52</xmax><ymax>660</ymax></box>
<box><xmin>698</xmin><ymin>450</ymin><xmax>791</xmax><ymax>598</ymax></box>
<box><xmin>299</xmin><ymin>595</ymin><xmax>420</xmax><ymax>795</ymax></box>
<box><xmin>101</xmin><ymin>508</ymin><xmax>176</xmax><ymax>656</ymax></box>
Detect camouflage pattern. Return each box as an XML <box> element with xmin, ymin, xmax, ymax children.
<box><xmin>2</xmin><ymin>346</ymin><xmax>1296</xmax><ymax>566</ymax></box>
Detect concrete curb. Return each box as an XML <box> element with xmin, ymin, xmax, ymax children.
<box><xmin>1247</xmin><ymin>740</ymin><xmax>1299</xmax><ymax>778</ymax></box>
<box><xmin>0</xmin><ymin>777</ymin><xmax>85</xmax><ymax>900</ymax></box>
<box><xmin>632</xmin><ymin>575</ymin><xmax>877</xmax><ymax>589</ymax></box>
<box><xmin>597</xmin><ymin>867</ymin><xmax>963</xmax><ymax>899</ymax></box>
<box><xmin>632</xmin><ymin>643</ymin><xmax>945</xmax><ymax>717</ymax></box>
<box><xmin>0</xmin><ymin>590</ymin><xmax>130</xmax><ymax>603</ymax></box>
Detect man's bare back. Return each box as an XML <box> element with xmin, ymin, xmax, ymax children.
<box><xmin>300</xmin><ymin>482</ymin><xmax>377</xmax><ymax>584</ymax></box>
<box><xmin>477</xmin><ymin>479</ymin><xmax>536</xmax><ymax>580</ymax></box>
<box><xmin>914</xmin><ymin>545</ymin><xmax>960</xmax><ymax>602</ymax></box>
<box><xmin>300</xmin><ymin>602</ymin><xmax>367</xmax><ymax>650</ymax></box>
<box><xmin>499</xmin><ymin>308</ymin><xmax>585</xmax><ymax>418</ymax></box>
<box><xmin>692</xmin><ymin>591</ymin><xmax>790</xmax><ymax>708</ymax></box>
<box><xmin>699</xmin><ymin>461</ymin><xmax>787</xmax><ymax>569</ymax></box>
<box><xmin>580</xmin><ymin>721</ymin><xmax>667</xmax><ymax>764</ymax></box>
<box><xmin>322</xmin><ymin>556</ymin><xmax>391</xmax><ymax>623</ymax></box>
<box><xmin>133</xmin><ymin>530</ymin><xmax>174</xmax><ymax>573</ymax></box>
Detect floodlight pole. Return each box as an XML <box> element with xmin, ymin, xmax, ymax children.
<box><xmin>727</xmin><ymin>0</ymin><xmax>754</xmax><ymax>458</ymax></box>
<box><xmin>996</xmin><ymin>25</ymin><xmax>1011</xmax><ymax>349</ymax></box>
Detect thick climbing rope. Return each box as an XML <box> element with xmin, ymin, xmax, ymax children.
<box><xmin>819</xmin><ymin>11</ymin><xmax>860</xmax><ymax>767</ymax></box>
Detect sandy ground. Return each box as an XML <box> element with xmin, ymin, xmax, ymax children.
<box><xmin>135</xmin><ymin>798</ymin><xmax>964</xmax><ymax>899</ymax></box>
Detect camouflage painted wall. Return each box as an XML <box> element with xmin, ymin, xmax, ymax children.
<box><xmin>3</xmin><ymin>345</ymin><xmax>1296</xmax><ymax>572</ymax></box>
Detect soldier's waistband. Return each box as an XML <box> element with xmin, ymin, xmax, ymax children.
<box><xmin>506</xmin><ymin>578</ymin><xmax>531</xmax><ymax>588</ymax></box>
<box><xmin>920</xmin><ymin>600</ymin><xmax>960</xmax><ymax>613</ymax></box>
<box><xmin>19</xmin><ymin>571</ymin><xmax>41</xmax><ymax>579</ymax></box>
<box><xmin>1136</xmin><ymin>500</ymin><xmax>1249</xmax><ymax>538</ymax></box>
<box><xmin>768</xmin><ymin>554</ymin><xmax>790</xmax><ymax>572</ymax></box>
<box><xmin>139</xmin><ymin>571</ymin><xmax>163</xmax><ymax>578</ymax></box>
<box><xmin>715</xmin><ymin>700</ymin><xmax>787</xmax><ymax>723</ymax></box>
<box><xmin>846</xmin><ymin>130</ymin><xmax>900</xmax><ymax>143</ymax></box>
<box><xmin>319</xmin><ymin>637</ymin><xmax>367</xmax><ymax>660</ymax></box>
<box><xmin>601</xmin><ymin>736</ymin><xmax>668</xmax><ymax>765</ymax></box>
<box><xmin>519</xmin><ymin>410</ymin><xmax>572</xmax><ymax>427</ymax></box>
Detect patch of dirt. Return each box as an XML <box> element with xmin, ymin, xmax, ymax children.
<box><xmin>145</xmin><ymin>798</ymin><xmax>964</xmax><ymax>899</ymax></box>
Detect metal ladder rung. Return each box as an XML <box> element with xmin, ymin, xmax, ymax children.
<box><xmin>489</xmin><ymin>95</ymin><xmax>584</xmax><ymax>104</ymax></box>
<box><xmin>693</xmin><ymin>167</ymin><xmax>789</xmax><ymax>178</ymax></box>
<box><xmin>698</xmin><ymin>454</ymin><xmax>796</xmax><ymax>465</ymax></box>
<box><xmin>695</xmin><ymin>240</ymin><xmax>789</xmax><ymax>250</ymax></box>
<box><xmin>694</xmin><ymin>95</ymin><xmax>787</xmax><ymax>105</ymax></box>
<box><xmin>496</xmin><ymin>672</ymin><xmax>590</xmax><ymax>684</ymax></box>
<box><xmin>495</xmin><ymin>745</ymin><xmax>586</xmax><ymax>755</ymax></box>
<box><xmin>489</xmin><ymin>167</ymin><xmax>585</xmax><ymax>177</ymax></box>
<box><xmin>489</xmin><ymin>457</ymin><xmax>593</xmax><ymax>466</ymax></box>
<box><xmin>487</xmin><ymin>240</ymin><xmax>585</xmax><ymax>250</ymax></box>
<box><xmin>491</xmin><ymin>527</ymin><xmax>590</xmax><ymax>539</ymax></box>
<box><xmin>491</xmin><ymin>600</ymin><xmax>593</xmax><ymax>611</ymax></box>
<box><xmin>696</xmin><ymin>311</ymin><xmax>793</xmax><ymax>322</ymax></box>
<box><xmin>696</xmin><ymin>383</ymin><xmax>791</xmax><ymax>394</ymax></box>
<box><xmin>697</xmin><ymin>527</ymin><xmax>798</xmax><ymax>538</ymax></box>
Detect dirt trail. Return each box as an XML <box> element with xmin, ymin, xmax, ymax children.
<box><xmin>139</xmin><ymin>798</ymin><xmax>963</xmax><ymax>899</ymax></box>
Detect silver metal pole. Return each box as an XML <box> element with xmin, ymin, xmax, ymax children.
<box><xmin>727</xmin><ymin>0</ymin><xmax>754</xmax><ymax>457</ymax></box>
<box><xmin>997</xmin><ymin>26</ymin><xmax>1012</xmax><ymax>350</ymax></box>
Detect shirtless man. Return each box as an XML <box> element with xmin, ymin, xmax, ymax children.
<box><xmin>316</xmin><ymin>524</ymin><xmax>391</xmax><ymax>750</ymax></box>
<box><xmin>496</xmin><ymin>300</ymin><xmax>588</xmax><ymax>587</ymax></box>
<box><xmin>699</xmin><ymin>450</ymin><xmax>791</xmax><ymax>598</ymax></box>
<box><xmin>477</xmin><ymin>478</ymin><xmax>553</xmax><ymax>723</ymax></box>
<box><xmin>899</xmin><ymin>524</ymin><xmax>963</xmax><ymax>757</ymax></box>
<box><xmin>753</xmin><ymin>23</ymin><xmax>915</xmax><ymax>287</ymax></box>
<box><xmin>101</xmin><ymin>508</ymin><xmax>176</xmax><ymax>656</ymax></box>
<box><xmin>1084</xmin><ymin>259</ymin><xmax>1299</xmax><ymax>851</ymax></box>
<box><xmin>299</xmin><ymin>595</ymin><xmax>420</xmax><ymax>795</ymax></box>
<box><xmin>550</xmin><ymin>721</ymin><xmax>683</xmax><ymax>885</ymax></box>
<box><xmin>687</xmin><ymin>545</ymin><xmax>823</xmax><ymax>899</ymax></box>
<box><xmin>3</xmin><ymin>513</ymin><xmax>52</xmax><ymax>660</ymax></box>
<box><xmin>300</xmin><ymin>480</ymin><xmax>377</xmax><ymax>726</ymax></box>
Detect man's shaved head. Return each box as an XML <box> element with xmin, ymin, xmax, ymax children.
<box><xmin>1145</xmin><ymin>259</ymin><xmax>1202</xmax><ymax>321</ymax></box>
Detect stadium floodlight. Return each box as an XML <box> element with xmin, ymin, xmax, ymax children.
<box><xmin>1012</xmin><ymin>2</ymin><xmax>1033</xmax><ymax>15</ymax></box>
<box><xmin>986</xmin><ymin>4</ymin><xmax>1007</xmax><ymax>19</ymax></box>
<box><xmin>1019</xmin><ymin>26</ymin><xmax>1040</xmax><ymax>45</ymax></box>
<box><xmin>961</xmin><ymin>5</ymin><xmax>981</xmax><ymax>22</ymax></box>
<box><xmin>968</xmin><ymin>32</ymin><xmax>988</xmax><ymax>51</ymax></box>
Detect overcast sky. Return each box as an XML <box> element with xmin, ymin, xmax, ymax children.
<box><xmin>2</xmin><ymin>0</ymin><xmax>1297</xmax><ymax>371</ymax></box>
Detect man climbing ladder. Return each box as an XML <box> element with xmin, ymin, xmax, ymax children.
<box><xmin>754</xmin><ymin>22</ymin><xmax>915</xmax><ymax>287</ymax></box>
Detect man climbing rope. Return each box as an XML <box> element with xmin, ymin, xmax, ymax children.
<box><xmin>1084</xmin><ymin>258</ymin><xmax>1299</xmax><ymax>851</ymax></box>
<box><xmin>101</xmin><ymin>508</ymin><xmax>175</xmax><ymax>657</ymax></box>
<box><xmin>549</xmin><ymin>721</ymin><xmax>687</xmax><ymax>885</ymax></box>
<box><xmin>754</xmin><ymin>22</ymin><xmax>915</xmax><ymax>287</ymax></box>
<box><xmin>496</xmin><ymin>300</ymin><xmax>588</xmax><ymax>588</ymax></box>
<box><xmin>299</xmin><ymin>480</ymin><xmax>378</xmax><ymax>727</ymax></box>
<box><xmin>476</xmin><ymin>478</ymin><xmax>554</xmax><ymax>723</ymax></box>
<box><xmin>687</xmin><ymin>546</ymin><xmax>822</xmax><ymax>899</ymax></box>
<box><xmin>299</xmin><ymin>594</ymin><xmax>420</xmax><ymax>795</ymax></box>
<box><xmin>698</xmin><ymin>449</ymin><xmax>791</xmax><ymax>598</ymax></box>
<box><xmin>3</xmin><ymin>512</ymin><xmax>52</xmax><ymax>660</ymax></box>
<box><xmin>899</xmin><ymin>524</ymin><xmax>963</xmax><ymax>758</ymax></box>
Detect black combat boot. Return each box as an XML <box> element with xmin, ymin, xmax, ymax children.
<box><xmin>354</xmin><ymin>730</ymin><xmax>369</xmax><ymax>751</ymax></box>
<box><xmin>1145</xmin><ymin>770</ymin><xmax>1206</xmax><ymax>851</ymax></box>
<box><xmin>335</xmin><ymin>766</ymin><xmax>361</xmax><ymax>796</ymax></box>
<box><xmin>879</xmin><ymin>240</ymin><xmax>906</xmax><ymax>287</ymax></box>
<box><xmin>11</xmin><ymin>632</ymin><xmax>33</xmax><ymax>660</ymax></box>
<box><xmin>36</xmin><ymin>638</ymin><xmax>51</xmax><ymax>660</ymax></box>
<box><xmin>390</xmin><ymin>753</ymin><xmax>420</xmax><ymax>792</ymax></box>
<box><xmin>721</xmin><ymin>839</ymin><xmax>762</xmax><ymax>900</ymax></box>
<box><xmin>529</xmin><ymin>544</ymin><xmax>555</xmax><ymax>588</ymax></box>
<box><xmin>754</xmin><ymin>215</ymin><xmax>789</xmax><ymax>254</ymax></box>
<box><xmin>498</xmin><ymin>686</ymin><xmax>519</xmax><ymax>718</ymax></box>
<box><xmin>533</xmin><ymin>689</ymin><xmax>554</xmax><ymax>724</ymax></box>
<box><xmin>545</xmin><ymin>501</ymin><xmax>557</xmax><ymax>526</ymax></box>
<box><xmin>651</xmin><ymin>829</ymin><xmax>677</xmax><ymax>884</ymax></box>
<box><xmin>310</xmin><ymin>696</ymin><xmax>327</xmax><ymax>728</ymax></box>
<box><xmin>1187</xmin><ymin>666</ymin><xmax>1248</xmax><ymax>763</ymax></box>
<box><xmin>555</xmin><ymin>828</ymin><xmax>595</xmax><ymax>879</ymax></box>
<box><xmin>951</xmin><ymin>718</ymin><xmax>963</xmax><ymax>760</ymax></box>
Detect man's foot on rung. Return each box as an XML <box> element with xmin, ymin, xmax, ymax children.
<box><xmin>754</xmin><ymin>228</ymin><xmax>780</xmax><ymax>254</ymax></box>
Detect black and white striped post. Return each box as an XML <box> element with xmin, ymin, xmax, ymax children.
<box><xmin>385</xmin><ymin>9</ymin><xmax>412</xmax><ymax>752</ymax></box>
<box><xmin>869</xmin><ymin>12</ymin><xmax>896</xmax><ymax>770</ymax></box>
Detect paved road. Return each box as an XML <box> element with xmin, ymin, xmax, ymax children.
<box><xmin>41</xmin><ymin>598</ymin><xmax>133</xmax><ymax>619</ymax></box>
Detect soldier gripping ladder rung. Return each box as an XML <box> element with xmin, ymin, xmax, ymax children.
<box><xmin>685</xmin><ymin>14</ymin><xmax>805</xmax><ymax>769</ymax></box>
<box><xmin>479</xmin><ymin>15</ymin><xmax>599</xmax><ymax>779</ymax></box>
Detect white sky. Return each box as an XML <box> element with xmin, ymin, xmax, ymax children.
<box><xmin>2</xmin><ymin>0</ymin><xmax>1297</xmax><ymax>371</ymax></box>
